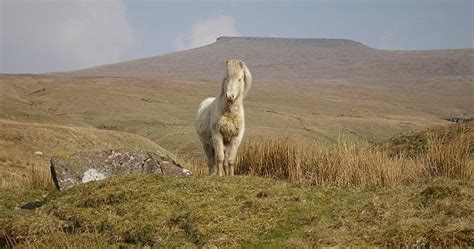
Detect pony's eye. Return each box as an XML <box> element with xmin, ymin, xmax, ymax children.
<box><xmin>239</xmin><ymin>78</ymin><xmax>242</xmax><ymax>82</ymax></box>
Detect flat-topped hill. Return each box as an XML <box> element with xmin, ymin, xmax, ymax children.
<box><xmin>60</xmin><ymin>37</ymin><xmax>474</xmax><ymax>80</ymax></box>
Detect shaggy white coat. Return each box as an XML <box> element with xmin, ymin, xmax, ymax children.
<box><xmin>195</xmin><ymin>60</ymin><xmax>252</xmax><ymax>176</ymax></box>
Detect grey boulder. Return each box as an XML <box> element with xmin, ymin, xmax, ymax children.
<box><xmin>50</xmin><ymin>150</ymin><xmax>191</xmax><ymax>191</ymax></box>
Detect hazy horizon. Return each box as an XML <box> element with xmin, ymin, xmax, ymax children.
<box><xmin>1</xmin><ymin>0</ymin><xmax>472</xmax><ymax>74</ymax></box>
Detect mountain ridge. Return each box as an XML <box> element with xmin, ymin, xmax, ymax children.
<box><xmin>215</xmin><ymin>36</ymin><xmax>368</xmax><ymax>46</ymax></box>
<box><xmin>59</xmin><ymin>36</ymin><xmax>474</xmax><ymax>81</ymax></box>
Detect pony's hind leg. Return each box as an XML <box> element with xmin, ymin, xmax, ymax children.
<box><xmin>203</xmin><ymin>143</ymin><xmax>216</xmax><ymax>175</ymax></box>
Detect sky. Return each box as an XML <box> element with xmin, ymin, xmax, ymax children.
<box><xmin>1</xmin><ymin>0</ymin><xmax>473</xmax><ymax>74</ymax></box>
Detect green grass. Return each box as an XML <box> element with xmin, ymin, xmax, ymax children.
<box><xmin>2</xmin><ymin>176</ymin><xmax>473</xmax><ymax>247</ymax></box>
<box><xmin>0</xmin><ymin>189</ymin><xmax>49</xmax><ymax>221</ymax></box>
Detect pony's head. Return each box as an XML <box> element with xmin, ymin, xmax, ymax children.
<box><xmin>222</xmin><ymin>60</ymin><xmax>252</xmax><ymax>103</ymax></box>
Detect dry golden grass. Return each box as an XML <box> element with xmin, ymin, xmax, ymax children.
<box><xmin>173</xmin><ymin>152</ymin><xmax>207</xmax><ymax>177</ymax></box>
<box><xmin>421</xmin><ymin>128</ymin><xmax>472</xmax><ymax>179</ymax></box>
<box><xmin>236</xmin><ymin>124</ymin><xmax>473</xmax><ymax>188</ymax></box>
<box><xmin>2</xmin><ymin>123</ymin><xmax>471</xmax><ymax>190</ymax></box>
<box><xmin>0</xmin><ymin>156</ymin><xmax>52</xmax><ymax>190</ymax></box>
<box><xmin>0</xmin><ymin>151</ymin><xmax>13</xmax><ymax>163</ymax></box>
<box><xmin>25</xmin><ymin>162</ymin><xmax>52</xmax><ymax>190</ymax></box>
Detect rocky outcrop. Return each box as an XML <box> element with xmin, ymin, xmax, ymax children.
<box><xmin>445</xmin><ymin>117</ymin><xmax>473</xmax><ymax>123</ymax></box>
<box><xmin>50</xmin><ymin>150</ymin><xmax>191</xmax><ymax>191</ymax></box>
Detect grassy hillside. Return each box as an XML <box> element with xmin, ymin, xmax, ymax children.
<box><xmin>1</xmin><ymin>74</ymin><xmax>471</xmax><ymax>158</ymax></box>
<box><xmin>2</xmin><ymin>124</ymin><xmax>472</xmax><ymax>246</ymax></box>
<box><xmin>0</xmin><ymin>80</ymin><xmax>472</xmax><ymax>246</ymax></box>
<box><xmin>1</xmin><ymin>73</ymin><xmax>472</xmax><ymax>188</ymax></box>
<box><xmin>1</xmin><ymin>176</ymin><xmax>473</xmax><ymax>247</ymax></box>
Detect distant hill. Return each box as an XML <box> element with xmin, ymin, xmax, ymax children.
<box><xmin>59</xmin><ymin>37</ymin><xmax>474</xmax><ymax>81</ymax></box>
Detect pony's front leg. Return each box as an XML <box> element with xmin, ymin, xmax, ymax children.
<box><xmin>223</xmin><ymin>150</ymin><xmax>228</xmax><ymax>176</ymax></box>
<box><xmin>212</xmin><ymin>134</ymin><xmax>225</xmax><ymax>176</ymax></box>
<box><xmin>225</xmin><ymin>138</ymin><xmax>241</xmax><ymax>176</ymax></box>
<box><xmin>224</xmin><ymin>146</ymin><xmax>231</xmax><ymax>176</ymax></box>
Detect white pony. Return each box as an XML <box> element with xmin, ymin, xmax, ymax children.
<box><xmin>195</xmin><ymin>60</ymin><xmax>252</xmax><ymax>176</ymax></box>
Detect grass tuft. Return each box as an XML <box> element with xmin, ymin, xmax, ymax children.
<box><xmin>236</xmin><ymin>123</ymin><xmax>473</xmax><ymax>188</ymax></box>
<box><xmin>0</xmin><ymin>156</ymin><xmax>52</xmax><ymax>190</ymax></box>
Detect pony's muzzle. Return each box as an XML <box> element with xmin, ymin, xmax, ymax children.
<box><xmin>226</xmin><ymin>93</ymin><xmax>236</xmax><ymax>102</ymax></box>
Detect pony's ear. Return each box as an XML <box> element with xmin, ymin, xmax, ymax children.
<box><xmin>241</xmin><ymin>61</ymin><xmax>252</xmax><ymax>97</ymax></box>
<box><xmin>221</xmin><ymin>77</ymin><xmax>226</xmax><ymax>93</ymax></box>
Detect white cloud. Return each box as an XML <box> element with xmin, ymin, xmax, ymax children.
<box><xmin>174</xmin><ymin>15</ymin><xmax>240</xmax><ymax>50</ymax></box>
<box><xmin>1</xmin><ymin>0</ymin><xmax>135</xmax><ymax>73</ymax></box>
<box><xmin>378</xmin><ymin>29</ymin><xmax>400</xmax><ymax>50</ymax></box>
<box><xmin>377</xmin><ymin>19</ymin><xmax>409</xmax><ymax>50</ymax></box>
